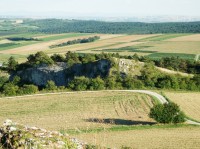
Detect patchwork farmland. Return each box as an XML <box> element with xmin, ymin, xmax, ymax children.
<box><xmin>0</xmin><ymin>33</ymin><xmax>200</xmax><ymax>62</ymax></box>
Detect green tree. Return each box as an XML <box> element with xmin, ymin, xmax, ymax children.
<box><xmin>150</xmin><ymin>102</ymin><xmax>185</xmax><ymax>124</ymax></box>
<box><xmin>8</xmin><ymin>56</ymin><xmax>18</xmax><ymax>71</ymax></box>
<box><xmin>45</xmin><ymin>80</ymin><xmax>57</xmax><ymax>90</ymax></box>
<box><xmin>89</xmin><ymin>77</ymin><xmax>105</xmax><ymax>90</ymax></box>
<box><xmin>65</xmin><ymin>51</ymin><xmax>80</xmax><ymax>66</ymax></box>
<box><xmin>51</xmin><ymin>54</ymin><xmax>65</xmax><ymax>62</ymax></box>
<box><xmin>27</xmin><ymin>51</ymin><xmax>54</xmax><ymax>66</ymax></box>
<box><xmin>3</xmin><ymin>83</ymin><xmax>19</xmax><ymax>96</ymax></box>
<box><xmin>68</xmin><ymin>77</ymin><xmax>90</xmax><ymax>91</ymax></box>
<box><xmin>0</xmin><ymin>76</ymin><xmax>8</xmax><ymax>88</ymax></box>
<box><xmin>18</xmin><ymin>85</ymin><xmax>38</xmax><ymax>95</ymax></box>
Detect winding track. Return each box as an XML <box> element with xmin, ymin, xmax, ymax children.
<box><xmin>195</xmin><ymin>54</ymin><xmax>200</xmax><ymax>62</ymax></box>
<box><xmin>1</xmin><ymin>90</ymin><xmax>200</xmax><ymax>125</ymax></box>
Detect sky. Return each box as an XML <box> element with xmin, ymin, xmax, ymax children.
<box><xmin>0</xmin><ymin>0</ymin><xmax>200</xmax><ymax>17</ymax></box>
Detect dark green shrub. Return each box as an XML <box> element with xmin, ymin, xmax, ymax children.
<box><xmin>89</xmin><ymin>77</ymin><xmax>105</xmax><ymax>90</ymax></box>
<box><xmin>68</xmin><ymin>76</ymin><xmax>90</xmax><ymax>91</ymax></box>
<box><xmin>0</xmin><ymin>76</ymin><xmax>8</xmax><ymax>88</ymax></box>
<box><xmin>2</xmin><ymin>83</ymin><xmax>19</xmax><ymax>96</ymax></box>
<box><xmin>18</xmin><ymin>85</ymin><xmax>38</xmax><ymax>95</ymax></box>
<box><xmin>45</xmin><ymin>80</ymin><xmax>57</xmax><ymax>90</ymax></box>
<box><xmin>150</xmin><ymin>102</ymin><xmax>186</xmax><ymax>124</ymax></box>
<box><xmin>7</xmin><ymin>56</ymin><xmax>18</xmax><ymax>71</ymax></box>
<box><xmin>27</xmin><ymin>51</ymin><xmax>54</xmax><ymax>66</ymax></box>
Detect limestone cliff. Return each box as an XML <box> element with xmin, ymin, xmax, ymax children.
<box><xmin>11</xmin><ymin>60</ymin><xmax>111</xmax><ymax>86</ymax></box>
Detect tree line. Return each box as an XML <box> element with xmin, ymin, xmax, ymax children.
<box><xmin>25</xmin><ymin>19</ymin><xmax>200</xmax><ymax>34</ymax></box>
<box><xmin>50</xmin><ymin>36</ymin><xmax>100</xmax><ymax>48</ymax></box>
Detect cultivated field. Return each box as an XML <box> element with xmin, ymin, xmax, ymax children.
<box><xmin>165</xmin><ymin>92</ymin><xmax>200</xmax><ymax>122</ymax></box>
<box><xmin>167</xmin><ymin>34</ymin><xmax>200</xmax><ymax>41</ymax></box>
<box><xmin>0</xmin><ymin>91</ymin><xmax>156</xmax><ymax>130</ymax></box>
<box><xmin>0</xmin><ymin>33</ymin><xmax>199</xmax><ymax>62</ymax></box>
<box><xmin>0</xmin><ymin>91</ymin><xmax>199</xmax><ymax>148</ymax></box>
<box><xmin>75</xmin><ymin>125</ymin><xmax>200</xmax><ymax>148</ymax></box>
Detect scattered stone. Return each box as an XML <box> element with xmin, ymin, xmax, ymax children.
<box><xmin>0</xmin><ymin>120</ymin><xmax>86</xmax><ymax>149</ymax></box>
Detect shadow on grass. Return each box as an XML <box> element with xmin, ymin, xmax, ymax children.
<box><xmin>85</xmin><ymin>118</ymin><xmax>156</xmax><ymax>126</ymax></box>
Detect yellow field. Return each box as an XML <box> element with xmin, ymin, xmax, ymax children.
<box><xmin>75</xmin><ymin>126</ymin><xmax>200</xmax><ymax>148</ymax></box>
<box><xmin>46</xmin><ymin>34</ymin><xmax>157</xmax><ymax>54</ymax></box>
<box><xmin>0</xmin><ymin>34</ymin><xmax>99</xmax><ymax>55</ymax></box>
<box><xmin>0</xmin><ymin>39</ymin><xmax>12</xmax><ymax>44</ymax></box>
<box><xmin>0</xmin><ymin>91</ymin><xmax>155</xmax><ymax>130</ymax></box>
<box><xmin>167</xmin><ymin>34</ymin><xmax>200</xmax><ymax>41</ymax></box>
<box><xmin>137</xmin><ymin>41</ymin><xmax>200</xmax><ymax>54</ymax></box>
<box><xmin>0</xmin><ymin>33</ymin><xmax>199</xmax><ymax>62</ymax></box>
<box><xmin>165</xmin><ymin>92</ymin><xmax>200</xmax><ymax>121</ymax></box>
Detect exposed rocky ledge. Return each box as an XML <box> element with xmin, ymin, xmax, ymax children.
<box><xmin>0</xmin><ymin>120</ymin><xmax>85</xmax><ymax>149</ymax></box>
<box><xmin>11</xmin><ymin>59</ymin><xmax>111</xmax><ymax>87</ymax></box>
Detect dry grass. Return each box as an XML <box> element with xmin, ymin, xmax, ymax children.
<box><xmin>0</xmin><ymin>34</ymin><xmax>98</xmax><ymax>55</ymax></box>
<box><xmin>0</xmin><ymin>91</ymin><xmax>155</xmax><ymax>131</ymax></box>
<box><xmin>139</xmin><ymin>41</ymin><xmax>200</xmax><ymax>54</ymax></box>
<box><xmin>0</xmin><ymin>39</ymin><xmax>12</xmax><ymax>44</ymax></box>
<box><xmin>165</xmin><ymin>92</ymin><xmax>200</xmax><ymax>121</ymax></box>
<box><xmin>46</xmin><ymin>34</ymin><xmax>157</xmax><ymax>54</ymax></box>
<box><xmin>75</xmin><ymin>126</ymin><xmax>200</xmax><ymax>148</ymax></box>
<box><xmin>167</xmin><ymin>34</ymin><xmax>200</xmax><ymax>41</ymax></box>
<box><xmin>156</xmin><ymin>67</ymin><xmax>194</xmax><ymax>77</ymax></box>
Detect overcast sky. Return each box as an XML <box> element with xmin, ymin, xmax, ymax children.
<box><xmin>0</xmin><ymin>0</ymin><xmax>200</xmax><ymax>17</ymax></box>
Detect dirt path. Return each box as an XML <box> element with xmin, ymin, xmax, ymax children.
<box><xmin>1</xmin><ymin>90</ymin><xmax>199</xmax><ymax>125</ymax></box>
<box><xmin>195</xmin><ymin>54</ymin><xmax>200</xmax><ymax>61</ymax></box>
<box><xmin>156</xmin><ymin>67</ymin><xmax>194</xmax><ymax>77</ymax></box>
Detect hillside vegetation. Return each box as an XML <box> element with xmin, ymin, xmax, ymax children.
<box><xmin>0</xmin><ymin>52</ymin><xmax>199</xmax><ymax>97</ymax></box>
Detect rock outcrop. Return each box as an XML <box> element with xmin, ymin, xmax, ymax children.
<box><xmin>0</xmin><ymin>120</ymin><xmax>85</xmax><ymax>149</ymax></box>
<box><xmin>13</xmin><ymin>63</ymin><xmax>68</xmax><ymax>86</ymax></box>
<box><xmin>11</xmin><ymin>60</ymin><xmax>111</xmax><ymax>87</ymax></box>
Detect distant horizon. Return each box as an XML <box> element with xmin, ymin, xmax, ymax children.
<box><xmin>0</xmin><ymin>0</ymin><xmax>199</xmax><ymax>18</ymax></box>
<box><xmin>1</xmin><ymin>14</ymin><xmax>200</xmax><ymax>23</ymax></box>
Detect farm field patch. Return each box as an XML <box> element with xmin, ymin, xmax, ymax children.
<box><xmin>167</xmin><ymin>34</ymin><xmax>200</xmax><ymax>41</ymax></box>
<box><xmin>0</xmin><ymin>91</ymin><xmax>155</xmax><ymax>130</ymax></box>
<box><xmin>165</xmin><ymin>92</ymin><xmax>200</xmax><ymax>122</ymax></box>
<box><xmin>74</xmin><ymin>125</ymin><xmax>200</xmax><ymax>148</ymax></box>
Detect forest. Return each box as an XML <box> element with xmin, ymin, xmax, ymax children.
<box><xmin>26</xmin><ymin>19</ymin><xmax>200</xmax><ymax>34</ymax></box>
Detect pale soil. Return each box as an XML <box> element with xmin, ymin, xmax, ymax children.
<box><xmin>92</xmin><ymin>42</ymin><xmax>144</xmax><ymax>51</ymax></box>
<box><xmin>0</xmin><ymin>39</ymin><xmax>12</xmax><ymax>44</ymax></box>
<box><xmin>75</xmin><ymin>126</ymin><xmax>200</xmax><ymax>148</ymax></box>
<box><xmin>156</xmin><ymin>67</ymin><xmax>194</xmax><ymax>77</ymax></box>
<box><xmin>139</xmin><ymin>41</ymin><xmax>200</xmax><ymax>54</ymax></box>
<box><xmin>0</xmin><ymin>34</ymin><xmax>123</xmax><ymax>55</ymax></box>
<box><xmin>195</xmin><ymin>54</ymin><xmax>200</xmax><ymax>61</ymax></box>
<box><xmin>165</xmin><ymin>92</ymin><xmax>200</xmax><ymax>121</ymax></box>
<box><xmin>47</xmin><ymin>34</ymin><xmax>157</xmax><ymax>54</ymax></box>
<box><xmin>167</xmin><ymin>34</ymin><xmax>200</xmax><ymax>41</ymax></box>
<box><xmin>0</xmin><ymin>34</ymin><xmax>99</xmax><ymax>54</ymax></box>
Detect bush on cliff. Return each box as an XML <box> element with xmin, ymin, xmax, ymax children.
<box><xmin>27</xmin><ymin>51</ymin><xmax>54</xmax><ymax>66</ymax></box>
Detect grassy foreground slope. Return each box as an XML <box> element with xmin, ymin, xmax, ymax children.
<box><xmin>0</xmin><ymin>91</ymin><xmax>156</xmax><ymax>130</ymax></box>
<box><xmin>0</xmin><ymin>91</ymin><xmax>200</xmax><ymax>148</ymax></box>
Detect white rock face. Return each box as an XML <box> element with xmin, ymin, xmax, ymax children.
<box><xmin>3</xmin><ymin>119</ymin><xmax>13</xmax><ymax>126</ymax></box>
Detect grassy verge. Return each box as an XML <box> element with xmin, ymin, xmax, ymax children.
<box><xmin>63</xmin><ymin>124</ymin><xmax>199</xmax><ymax>135</ymax></box>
